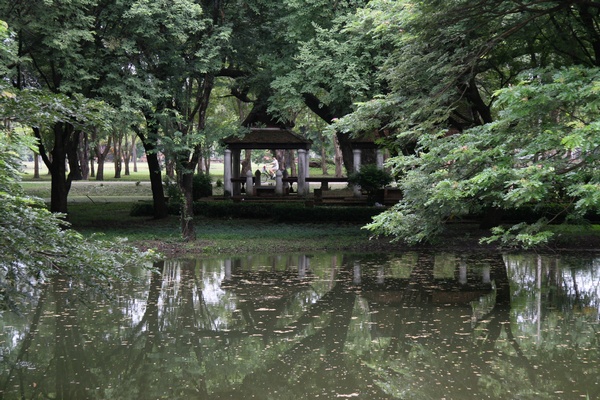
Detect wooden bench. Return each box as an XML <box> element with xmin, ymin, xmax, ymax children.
<box><xmin>305</xmin><ymin>177</ymin><xmax>348</xmax><ymax>190</ymax></box>
<box><xmin>254</xmin><ymin>186</ymin><xmax>277</xmax><ymax>196</ymax></box>
<box><xmin>230</xmin><ymin>177</ymin><xmax>255</xmax><ymax>184</ymax></box>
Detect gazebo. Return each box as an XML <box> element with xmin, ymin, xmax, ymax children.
<box><xmin>221</xmin><ymin>127</ymin><xmax>312</xmax><ymax>196</ymax></box>
<box><xmin>350</xmin><ymin>130</ymin><xmax>385</xmax><ymax>170</ymax></box>
<box><xmin>348</xmin><ymin>131</ymin><xmax>386</xmax><ymax>196</ymax></box>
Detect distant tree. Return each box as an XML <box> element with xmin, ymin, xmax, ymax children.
<box><xmin>0</xmin><ymin>0</ymin><xmax>117</xmax><ymax>212</ymax></box>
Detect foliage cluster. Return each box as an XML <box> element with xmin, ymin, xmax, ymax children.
<box><xmin>328</xmin><ymin>0</ymin><xmax>600</xmax><ymax>248</ymax></box>
<box><xmin>193</xmin><ymin>173</ymin><xmax>213</xmax><ymax>200</ymax></box>
<box><xmin>348</xmin><ymin>164</ymin><xmax>393</xmax><ymax>195</ymax></box>
<box><xmin>0</xmin><ymin>133</ymin><xmax>155</xmax><ymax>311</ymax></box>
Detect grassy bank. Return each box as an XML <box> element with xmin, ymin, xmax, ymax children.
<box><xmin>66</xmin><ymin>202</ymin><xmax>391</xmax><ymax>257</ymax></box>
<box><xmin>63</xmin><ymin>200</ymin><xmax>600</xmax><ymax>257</ymax></box>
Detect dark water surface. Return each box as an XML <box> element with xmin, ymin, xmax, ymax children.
<box><xmin>1</xmin><ymin>252</ymin><xmax>599</xmax><ymax>399</ymax></box>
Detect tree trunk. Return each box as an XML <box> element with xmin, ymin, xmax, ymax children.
<box><xmin>112</xmin><ymin>130</ymin><xmax>123</xmax><ymax>178</ymax></box>
<box><xmin>34</xmin><ymin>123</ymin><xmax>75</xmax><ymax>214</ymax></box>
<box><xmin>92</xmin><ymin>131</ymin><xmax>111</xmax><ymax>181</ymax></box>
<box><xmin>89</xmin><ymin>156</ymin><xmax>95</xmax><ymax>178</ymax></box>
<box><xmin>94</xmin><ymin>140</ymin><xmax>111</xmax><ymax>181</ymax></box>
<box><xmin>136</xmin><ymin>126</ymin><xmax>168</xmax><ymax>219</ymax></box>
<box><xmin>203</xmin><ymin>156</ymin><xmax>210</xmax><ymax>174</ymax></box>
<box><xmin>133</xmin><ymin>135</ymin><xmax>138</xmax><ymax>173</ymax></box>
<box><xmin>320</xmin><ymin>135</ymin><xmax>329</xmax><ymax>175</ymax></box>
<box><xmin>96</xmin><ymin>156</ymin><xmax>105</xmax><ymax>181</ymax></box>
<box><xmin>33</xmin><ymin>151</ymin><xmax>40</xmax><ymax>179</ymax></box>
<box><xmin>114</xmin><ymin>158</ymin><xmax>122</xmax><ymax>179</ymax></box>
<box><xmin>333</xmin><ymin>134</ymin><xmax>344</xmax><ymax>177</ymax></box>
<box><xmin>178</xmin><ymin>74</ymin><xmax>214</xmax><ymax>241</ymax></box>
<box><xmin>242</xmin><ymin>150</ymin><xmax>252</xmax><ymax>175</ymax></box>
<box><xmin>165</xmin><ymin>158</ymin><xmax>175</xmax><ymax>179</ymax></box>
<box><xmin>66</xmin><ymin>129</ymin><xmax>83</xmax><ymax>182</ymax></box>
<box><xmin>123</xmin><ymin>132</ymin><xmax>135</xmax><ymax>176</ymax></box>
<box><xmin>123</xmin><ymin>153</ymin><xmax>131</xmax><ymax>176</ymax></box>
<box><xmin>179</xmin><ymin>170</ymin><xmax>196</xmax><ymax>241</ymax></box>
<box><xmin>77</xmin><ymin>131</ymin><xmax>90</xmax><ymax>180</ymax></box>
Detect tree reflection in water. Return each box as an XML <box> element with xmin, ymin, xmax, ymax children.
<box><xmin>0</xmin><ymin>252</ymin><xmax>599</xmax><ymax>399</ymax></box>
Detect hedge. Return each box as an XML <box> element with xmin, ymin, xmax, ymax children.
<box><xmin>130</xmin><ymin>200</ymin><xmax>383</xmax><ymax>223</ymax></box>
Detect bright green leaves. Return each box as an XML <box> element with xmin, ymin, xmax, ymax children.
<box><xmin>270</xmin><ymin>0</ymin><xmax>385</xmax><ymax>120</ymax></box>
<box><xmin>367</xmin><ymin>66</ymin><xmax>600</xmax><ymax>247</ymax></box>
<box><xmin>503</xmin><ymin>165</ymin><xmax>555</xmax><ymax>208</ymax></box>
<box><xmin>481</xmin><ymin>222</ymin><xmax>555</xmax><ymax>249</ymax></box>
<box><xmin>125</xmin><ymin>0</ymin><xmax>207</xmax><ymax>45</ymax></box>
<box><xmin>569</xmin><ymin>184</ymin><xmax>600</xmax><ymax>213</ymax></box>
<box><xmin>0</xmin><ymin>88</ymin><xmax>115</xmax><ymax>133</ymax></box>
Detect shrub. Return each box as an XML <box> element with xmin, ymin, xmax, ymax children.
<box><xmin>131</xmin><ymin>199</ymin><xmax>385</xmax><ymax>222</ymax></box>
<box><xmin>192</xmin><ymin>201</ymin><xmax>382</xmax><ymax>223</ymax></box>
<box><xmin>130</xmin><ymin>201</ymin><xmax>180</xmax><ymax>216</ymax></box>
<box><xmin>193</xmin><ymin>173</ymin><xmax>213</xmax><ymax>200</ymax></box>
<box><xmin>348</xmin><ymin>164</ymin><xmax>393</xmax><ymax>203</ymax></box>
<box><xmin>163</xmin><ymin>177</ymin><xmax>182</xmax><ymax>204</ymax></box>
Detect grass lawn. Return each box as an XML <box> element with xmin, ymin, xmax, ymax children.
<box><xmin>20</xmin><ymin>160</ymin><xmax>331</xmax><ymax>183</ymax></box>
<box><xmin>20</xmin><ymin>160</ymin><xmax>226</xmax><ymax>182</ymax></box>
<box><xmin>20</xmin><ymin>159</ymin><xmax>346</xmax><ymax>203</ymax></box>
<box><xmin>66</xmin><ymin>202</ymin><xmax>383</xmax><ymax>257</ymax></box>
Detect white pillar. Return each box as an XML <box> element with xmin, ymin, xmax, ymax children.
<box><xmin>224</xmin><ymin>258</ymin><xmax>232</xmax><ymax>280</ymax></box>
<box><xmin>298</xmin><ymin>255</ymin><xmax>307</xmax><ymax>278</ymax></box>
<box><xmin>275</xmin><ymin>170</ymin><xmax>283</xmax><ymax>195</ymax></box>
<box><xmin>377</xmin><ymin>266</ymin><xmax>385</xmax><ymax>285</ymax></box>
<box><xmin>246</xmin><ymin>170</ymin><xmax>254</xmax><ymax>196</ymax></box>
<box><xmin>303</xmin><ymin>149</ymin><xmax>310</xmax><ymax>195</ymax></box>
<box><xmin>376</xmin><ymin>149</ymin><xmax>384</xmax><ymax>169</ymax></box>
<box><xmin>224</xmin><ymin>149</ymin><xmax>232</xmax><ymax>196</ymax></box>
<box><xmin>482</xmin><ymin>265</ymin><xmax>491</xmax><ymax>284</ymax></box>
<box><xmin>297</xmin><ymin>149</ymin><xmax>306</xmax><ymax>196</ymax></box>
<box><xmin>232</xmin><ymin>149</ymin><xmax>241</xmax><ymax>196</ymax></box>
<box><xmin>353</xmin><ymin>149</ymin><xmax>362</xmax><ymax>197</ymax></box>
<box><xmin>353</xmin><ymin>261</ymin><xmax>361</xmax><ymax>285</ymax></box>
<box><xmin>459</xmin><ymin>260</ymin><xmax>467</xmax><ymax>285</ymax></box>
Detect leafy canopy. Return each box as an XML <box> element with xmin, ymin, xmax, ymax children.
<box><xmin>330</xmin><ymin>0</ymin><xmax>600</xmax><ymax>247</ymax></box>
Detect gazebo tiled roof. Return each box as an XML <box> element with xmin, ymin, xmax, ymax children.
<box><xmin>222</xmin><ymin>127</ymin><xmax>312</xmax><ymax>150</ymax></box>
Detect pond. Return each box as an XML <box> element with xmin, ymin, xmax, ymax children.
<box><xmin>1</xmin><ymin>251</ymin><xmax>599</xmax><ymax>399</ymax></box>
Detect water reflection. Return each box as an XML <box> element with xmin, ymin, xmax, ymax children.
<box><xmin>1</xmin><ymin>252</ymin><xmax>599</xmax><ymax>399</ymax></box>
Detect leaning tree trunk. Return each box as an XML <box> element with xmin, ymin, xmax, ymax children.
<box><xmin>177</xmin><ymin>74</ymin><xmax>214</xmax><ymax>241</ymax></box>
